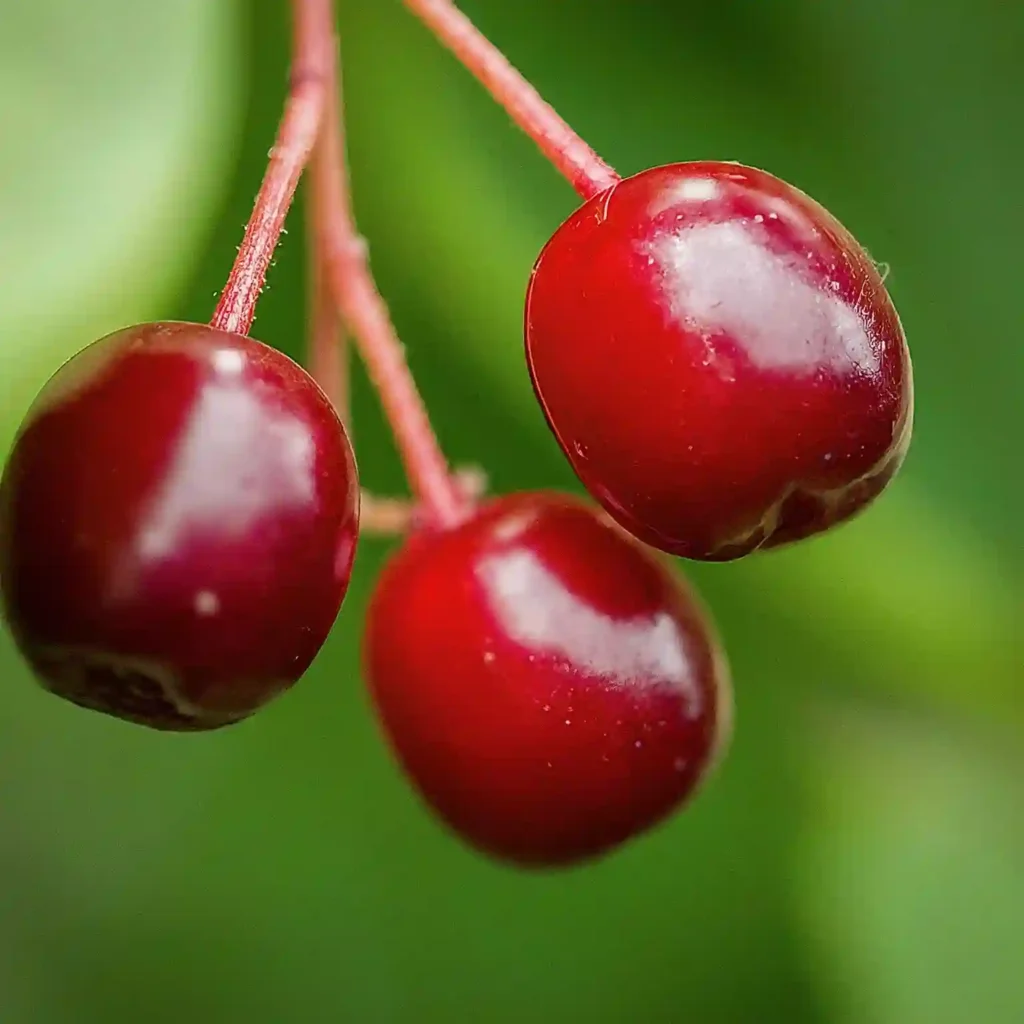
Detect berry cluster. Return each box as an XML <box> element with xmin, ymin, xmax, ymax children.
<box><xmin>0</xmin><ymin>0</ymin><xmax>912</xmax><ymax>867</ymax></box>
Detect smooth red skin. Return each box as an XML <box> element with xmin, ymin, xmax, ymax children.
<box><xmin>0</xmin><ymin>322</ymin><xmax>359</xmax><ymax>731</ymax></box>
<box><xmin>364</xmin><ymin>492</ymin><xmax>728</xmax><ymax>868</ymax></box>
<box><xmin>525</xmin><ymin>162</ymin><xmax>914</xmax><ymax>561</ymax></box>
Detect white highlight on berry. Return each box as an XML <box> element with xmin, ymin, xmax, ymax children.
<box><xmin>644</xmin><ymin>220</ymin><xmax>880</xmax><ymax>375</ymax></box>
<box><xmin>133</xmin><ymin>380</ymin><xmax>316</xmax><ymax>564</ymax></box>
<box><xmin>194</xmin><ymin>590</ymin><xmax>221</xmax><ymax>616</ymax></box>
<box><xmin>211</xmin><ymin>348</ymin><xmax>246</xmax><ymax>375</ymax></box>
<box><xmin>476</xmin><ymin>548</ymin><xmax>704</xmax><ymax>718</ymax></box>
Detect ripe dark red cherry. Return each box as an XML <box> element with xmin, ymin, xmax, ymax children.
<box><xmin>0</xmin><ymin>321</ymin><xmax>359</xmax><ymax>731</ymax></box>
<box><xmin>525</xmin><ymin>161</ymin><xmax>914</xmax><ymax>561</ymax></box>
<box><xmin>364</xmin><ymin>491</ymin><xmax>729</xmax><ymax>867</ymax></box>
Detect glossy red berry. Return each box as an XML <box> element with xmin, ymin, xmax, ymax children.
<box><xmin>0</xmin><ymin>321</ymin><xmax>359</xmax><ymax>731</ymax></box>
<box><xmin>364</xmin><ymin>491</ymin><xmax>730</xmax><ymax>867</ymax></box>
<box><xmin>525</xmin><ymin>161</ymin><xmax>913</xmax><ymax>561</ymax></box>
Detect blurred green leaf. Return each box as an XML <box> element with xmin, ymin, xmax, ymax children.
<box><xmin>725</xmin><ymin>488</ymin><xmax>1022</xmax><ymax>721</ymax></box>
<box><xmin>797</xmin><ymin>705</ymin><xmax>1024</xmax><ymax>1024</ymax></box>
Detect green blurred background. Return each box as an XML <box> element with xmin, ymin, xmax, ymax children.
<box><xmin>1</xmin><ymin>1</ymin><xmax>1021</xmax><ymax>1021</ymax></box>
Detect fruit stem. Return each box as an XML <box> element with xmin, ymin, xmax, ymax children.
<box><xmin>307</xmin><ymin>86</ymin><xmax>453</xmax><ymax>539</ymax></box>
<box><xmin>210</xmin><ymin>0</ymin><xmax>331</xmax><ymax>336</ymax></box>
<box><xmin>315</xmin><ymin>10</ymin><xmax>470</xmax><ymax>530</ymax></box>
<box><xmin>306</xmin><ymin>47</ymin><xmax>349</xmax><ymax>420</ymax></box>
<box><xmin>402</xmin><ymin>0</ymin><xmax>620</xmax><ymax>200</ymax></box>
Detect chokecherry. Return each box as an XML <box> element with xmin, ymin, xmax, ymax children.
<box><xmin>0</xmin><ymin>322</ymin><xmax>359</xmax><ymax>730</ymax></box>
<box><xmin>364</xmin><ymin>491</ymin><xmax>730</xmax><ymax>867</ymax></box>
<box><xmin>525</xmin><ymin>162</ymin><xmax>914</xmax><ymax>560</ymax></box>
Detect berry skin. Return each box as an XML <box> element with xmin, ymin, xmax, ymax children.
<box><xmin>525</xmin><ymin>162</ymin><xmax>914</xmax><ymax>561</ymax></box>
<box><xmin>0</xmin><ymin>322</ymin><xmax>359</xmax><ymax>731</ymax></box>
<box><xmin>364</xmin><ymin>491</ymin><xmax>730</xmax><ymax>868</ymax></box>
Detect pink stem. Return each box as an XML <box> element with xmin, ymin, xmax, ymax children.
<box><xmin>315</xmin><ymin>12</ymin><xmax>469</xmax><ymax>530</ymax></box>
<box><xmin>210</xmin><ymin>0</ymin><xmax>331</xmax><ymax>336</ymax></box>
<box><xmin>402</xmin><ymin>0</ymin><xmax>620</xmax><ymax>200</ymax></box>
<box><xmin>306</xmin><ymin>56</ymin><xmax>348</xmax><ymax>419</ymax></box>
<box><xmin>306</xmin><ymin>68</ymin><xmax>417</xmax><ymax>537</ymax></box>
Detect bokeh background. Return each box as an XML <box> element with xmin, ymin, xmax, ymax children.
<box><xmin>1</xmin><ymin>1</ymin><xmax>1021</xmax><ymax>1021</ymax></box>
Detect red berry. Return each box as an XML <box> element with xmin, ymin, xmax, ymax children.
<box><xmin>0</xmin><ymin>321</ymin><xmax>359</xmax><ymax>731</ymax></box>
<box><xmin>364</xmin><ymin>491</ymin><xmax>729</xmax><ymax>867</ymax></box>
<box><xmin>525</xmin><ymin>162</ymin><xmax>913</xmax><ymax>561</ymax></box>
